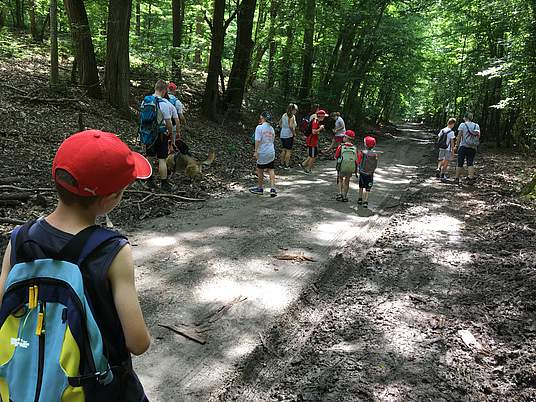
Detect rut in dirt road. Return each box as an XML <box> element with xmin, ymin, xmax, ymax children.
<box><xmin>127</xmin><ymin>126</ymin><xmax>427</xmax><ymax>401</ymax></box>
<box><xmin>216</xmin><ymin>129</ymin><xmax>536</xmax><ymax>402</ymax></box>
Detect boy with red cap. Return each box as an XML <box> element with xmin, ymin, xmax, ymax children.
<box><xmin>301</xmin><ymin>109</ymin><xmax>327</xmax><ymax>174</ymax></box>
<box><xmin>335</xmin><ymin>130</ymin><xmax>358</xmax><ymax>202</ymax></box>
<box><xmin>357</xmin><ymin>136</ymin><xmax>379</xmax><ymax>208</ymax></box>
<box><xmin>0</xmin><ymin>130</ymin><xmax>152</xmax><ymax>401</ymax></box>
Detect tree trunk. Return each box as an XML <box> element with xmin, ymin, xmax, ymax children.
<box><xmin>266</xmin><ymin>0</ymin><xmax>278</xmax><ymax>89</ymax></box>
<box><xmin>224</xmin><ymin>0</ymin><xmax>257</xmax><ymax>109</ymax></box>
<box><xmin>194</xmin><ymin>10</ymin><xmax>203</xmax><ymax>64</ymax></box>
<box><xmin>105</xmin><ymin>0</ymin><xmax>132</xmax><ymax>114</ymax></box>
<box><xmin>202</xmin><ymin>0</ymin><xmax>225</xmax><ymax>120</ymax></box>
<box><xmin>63</xmin><ymin>0</ymin><xmax>102</xmax><ymax>98</ymax></box>
<box><xmin>298</xmin><ymin>0</ymin><xmax>315</xmax><ymax>100</ymax></box>
<box><xmin>280</xmin><ymin>24</ymin><xmax>294</xmax><ymax>98</ymax></box>
<box><xmin>14</xmin><ymin>0</ymin><xmax>24</xmax><ymax>29</ymax></box>
<box><xmin>135</xmin><ymin>0</ymin><xmax>141</xmax><ymax>36</ymax></box>
<box><xmin>50</xmin><ymin>0</ymin><xmax>59</xmax><ymax>89</ymax></box>
<box><xmin>172</xmin><ymin>0</ymin><xmax>185</xmax><ymax>81</ymax></box>
<box><xmin>29</xmin><ymin>0</ymin><xmax>39</xmax><ymax>40</ymax></box>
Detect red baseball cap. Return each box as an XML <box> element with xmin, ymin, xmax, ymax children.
<box><xmin>168</xmin><ymin>82</ymin><xmax>177</xmax><ymax>91</ymax></box>
<box><xmin>317</xmin><ymin>110</ymin><xmax>327</xmax><ymax>117</ymax></box>
<box><xmin>53</xmin><ymin>130</ymin><xmax>152</xmax><ymax>196</ymax></box>
<box><xmin>344</xmin><ymin>130</ymin><xmax>356</xmax><ymax>139</ymax></box>
<box><xmin>365</xmin><ymin>136</ymin><xmax>377</xmax><ymax>148</ymax></box>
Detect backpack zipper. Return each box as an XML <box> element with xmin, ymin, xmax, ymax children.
<box><xmin>34</xmin><ymin>301</ymin><xmax>45</xmax><ymax>402</ymax></box>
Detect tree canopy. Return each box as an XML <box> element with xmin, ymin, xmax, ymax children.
<box><xmin>1</xmin><ymin>0</ymin><xmax>535</xmax><ymax>147</ymax></box>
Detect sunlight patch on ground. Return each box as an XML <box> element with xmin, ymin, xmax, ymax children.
<box><xmin>146</xmin><ymin>236</ymin><xmax>177</xmax><ymax>247</ymax></box>
<box><xmin>224</xmin><ymin>336</ymin><xmax>257</xmax><ymax>359</ymax></box>
<box><xmin>277</xmin><ymin>178</ymin><xmax>329</xmax><ymax>186</ymax></box>
<box><xmin>195</xmin><ymin>277</ymin><xmax>291</xmax><ymax>310</ymax></box>
<box><xmin>375</xmin><ymin>383</ymin><xmax>411</xmax><ymax>401</ymax></box>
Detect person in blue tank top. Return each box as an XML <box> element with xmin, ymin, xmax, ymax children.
<box><xmin>0</xmin><ymin>130</ymin><xmax>152</xmax><ymax>401</ymax></box>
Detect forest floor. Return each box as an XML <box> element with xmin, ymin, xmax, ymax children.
<box><xmin>1</xmin><ymin>33</ymin><xmax>535</xmax><ymax>402</ymax></box>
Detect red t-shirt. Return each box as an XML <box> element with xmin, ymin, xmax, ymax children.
<box><xmin>306</xmin><ymin>119</ymin><xmax>320</xmax><ymax>147</ymax></box>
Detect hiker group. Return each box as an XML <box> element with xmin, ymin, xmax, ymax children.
<box><xmin>250</xmin><ymin>104</ymin><xmax>379</xmax><ymax>208</ymax></box>
<box><xmin>435</xmin><ymin>112</ymin><xmax>481</xmax><ymax>185</ymax></box>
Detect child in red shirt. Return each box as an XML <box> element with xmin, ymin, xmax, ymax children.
<box><xmin>335</xmin><ymin>130</ymin><xmax>358</xmax><ymax>202</ymax></box>
<box><xmin>300</xmin><ymin>109</ymin><xmax>327</xmax><ymax>174</ymax></box>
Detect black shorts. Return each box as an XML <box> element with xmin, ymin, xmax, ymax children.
<box><xmin>257</xmin><ymin>160</ymin><xmax>275</xmax><ymax>170</ymax></box>
<box><xmin>359</xmin><ymin>173</ymin><xmax>374</xmax><ymax>191</ymax></box>
<box><xmin>308</xmin><ymin>146</ymin><xmax>319</xmax><ymax>158</ymax></box>
<box><xmin>281</xmin><ymin>137</ymin><xmax>294</xmax><ymax>150</ymax></box>
<box><xmin>145</xmin><ymin>134</ymin><xmax>169</xmax><ymax>159</ymax></box>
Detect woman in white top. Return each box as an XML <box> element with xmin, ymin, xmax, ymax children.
<box><xmin>279</xmin><ymin>103</ymin><xmax>298</xmax><ymax>169</ymax></box>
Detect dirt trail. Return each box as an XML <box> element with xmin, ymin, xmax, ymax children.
<box><xmin>126</xmin><ymin>126</ymin><xmax>428</xmax><ymax>401</ymax></box>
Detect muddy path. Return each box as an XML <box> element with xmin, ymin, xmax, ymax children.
<box><xmin>215</xmin><ymin>130</ymin><xmax>536</xmax><ymax>401</ymax></box>
<box><xmin>125</xmin><ymin>125</ymin><xmax>428</xmax><ymax>401</ymax></box>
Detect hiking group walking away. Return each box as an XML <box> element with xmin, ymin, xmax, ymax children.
<box><xmin>435</xmin><ymin>112</ymin><xmax>481</xmax><ymax>185</ymax></box>
<box><xmin>249</xmin><ymin>104</ymin><xmax>380</xmax><ymax>209</ymax></box>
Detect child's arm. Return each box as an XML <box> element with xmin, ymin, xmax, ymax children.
<box><xmin>0</xmin><ymin>242</ymin><xmax>12</xmax><ymax>310</ymax></box>
<box><xmin>108</xmin><ymin>244</ymin><xmax>150</xmax><ymax>356</ymax></box>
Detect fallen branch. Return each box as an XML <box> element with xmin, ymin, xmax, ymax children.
<box><xmin>0</xmin><ymin>217</ymin><xmax>26</xmax><ymax>225</ymax></box>
<box><xmin>0</xmin><ymin>177</ymin><xmax>23</xmax><ymax>185</ymax></box>
<box><xmin>0</xmin><ymin>82</ymin><xmax>26</xmax><ymax>95</ymax></box>
<box><xmin>124</xmin><ymin>189</ymin><xmax>206</xmax><ymax>202</ymax></box>
<box><xmin>12</xmin><ymin>95</ymin><xmax>79</xmax><ymax>103</ymax></box>
<box><xmin>0</xmin><ymin>193</ymin><xmax>32</xmax><ymax>201</ymax></box>
<box><xmin>0</xmin><ymin>185</ymin><xmax>54</xmax><ymax>192</ymax></box>
<box><xmin>158</xmin><ymin>324</ymin><xmax>206</xmax><ymax>345</ymax></box>
<box><xmin>275</xmin><ymin>254</ymin><xmax>317</xmax><ymax>262</ymax></box>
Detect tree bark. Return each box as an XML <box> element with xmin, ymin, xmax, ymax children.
<box><xmin>224</xmin><ymin>0</ymin><xmax>257</xmax><ymax>109</ymax></box>
<box><xmin>298</xmin><ymin>0</ymin><xmax>315</xmax><ymax>100</ymax></box>
<box><xmin>280</xmin><ymin>24</ymin><xmax>294</xmax><ymax>98</ymax></box>
<box><xmin>50</xmin><ymin>0</ymin><xmax>59</xmax><ymax>89</ymax></box>
<box><xmin>105</xmin><ymin>0</ymin><xmax>132</xmax><ymax>114</ymax></box>
<box><xmin>14</xmin><ymin>0</ymin><xmax>24</xmax><ymax>29</ymax></box>
<box><xmin>63</xmin><ymin>0</ymin><xmax>102</xmax><ymax>98</ymax></box>
<box><xmin>266</xmin><ymin>0</ymin><xmax>278</xmax><ymax>89</ymax></box>
<box><xmin>194</xmin><ymin>11</ymin><xmax>203</xmax><ymax>64</ymax></box>
<box><xmin>135</xmin><ymin>0</ymin><xmax>141</xmax><ymax>36</ymax></box>
<box><xmin>172</xmin><ymin>0</ymin><xmax>185</xmax><ymax>81</ymax></box>
<box><xmin>29</xmin><ymin>0</ymin><xmax>39</xmax><ymax>40</ymax></box>
<box><xmin>202</xmin><ymin>0</ymin><xmax>226</xmax><ymax>120</ymax></box>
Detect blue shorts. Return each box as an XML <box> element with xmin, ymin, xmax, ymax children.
<box><xmin>308</xmin><ymin>147</ymin><xmax>319</xmax><ymax>158</ymax></box>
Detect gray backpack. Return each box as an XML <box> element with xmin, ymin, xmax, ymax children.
<box><xmin>463</xmin><ymin>123</ymin><xmax>480</xmax><ymax>148</ymax></box>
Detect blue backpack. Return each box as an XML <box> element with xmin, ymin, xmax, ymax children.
<box><xmin>138</xmin><ymin>95</ymin><xmax>165</xmax><ymax>145</ymax></box>
<box><xmin>0</xmin><ymin>222</ymin><xmax>126</xmax><ymax>402</ymax></box>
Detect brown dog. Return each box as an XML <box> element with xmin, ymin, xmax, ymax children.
<box><xmin>166</xmin><ymin>149</ymin><xmax>215</xmax><ymax>180</ymax></box>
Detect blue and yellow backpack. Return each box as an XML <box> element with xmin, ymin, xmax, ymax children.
<box><xmin>0</xmin><ymin>221</ymin><xmax>126</xmax><ymax>402</ymax></box>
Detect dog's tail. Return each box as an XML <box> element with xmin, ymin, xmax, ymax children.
<box><xmin>202</xmin><ymin>148</ymin><xmax>216</xmax><ymax>167</ymax></box>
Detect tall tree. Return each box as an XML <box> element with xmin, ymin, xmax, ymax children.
<box><xmin>105</xmin><ymin>0</ymin><xmax>133</xmax><ymax>113</ymax></box>
<box><xmin>172</xmin><ymin>0</ymin><xmax>185</xmax><ymax>81</ymax></box>
<box><xmin>50</xmin><ymin>0</ymin><xmax>59</xmax><ymax>89</ymax></box>
<box><xmin>202</xmin><ymin>0</ymin><xmax>237</xmax><ymax>119</ymax></box>
<box><xmin>298</xmin><ymin>0</ymin><xmax>315</xmax><ymax>100</ymax></box>
<box><xmin>224</xmin><ymin>0</ymin><xmax>257</xmax><ymax>109</ymax></box>
<box><xmin>63</xmin><ymin>0</ymin><xmax>102</xmax><ymax>98</ymax></box>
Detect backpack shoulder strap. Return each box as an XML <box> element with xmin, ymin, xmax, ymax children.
<box><xmin>59</xmin><ymin>227</ymin><xmax>127</xmax><ymax>267</ymax></box>
<box><xmin>10</xmin><ymin>220</ymin><xmax>36</xmax><ymax>266</ymax></box>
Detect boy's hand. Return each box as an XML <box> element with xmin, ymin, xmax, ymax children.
<box><xmin>253</xmin><ymin>152</ymin><xmax>258</xmax><ymax>159</ymax></box>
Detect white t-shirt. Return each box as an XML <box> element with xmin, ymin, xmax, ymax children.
<box><xmin>280</xmin><ymin>113</ymin><xmax>296</xmax><ymax>139</ymax></box>
<box><xmin>255</xmin><ymin>122</ymin><xmax>275</xmax><ymax>165</ymax></box>
<box><xmin>334</xmin><ymin>116</ymin><xmax>346</xmax><ymax>137</ymax></box>
<box><xmin>152</xmin><ymin>94</ymin><xmax>173</xmax><ymax>121</ymax></box>
<box><xmin>438</xmin><ymin>126</ymin><xmax>456</xmax><ymax>151</ymax></box>
<box><xmin>459</xmin><ymin>121</ymin><xmax>481</xmax><ymax>148</ymax></box>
